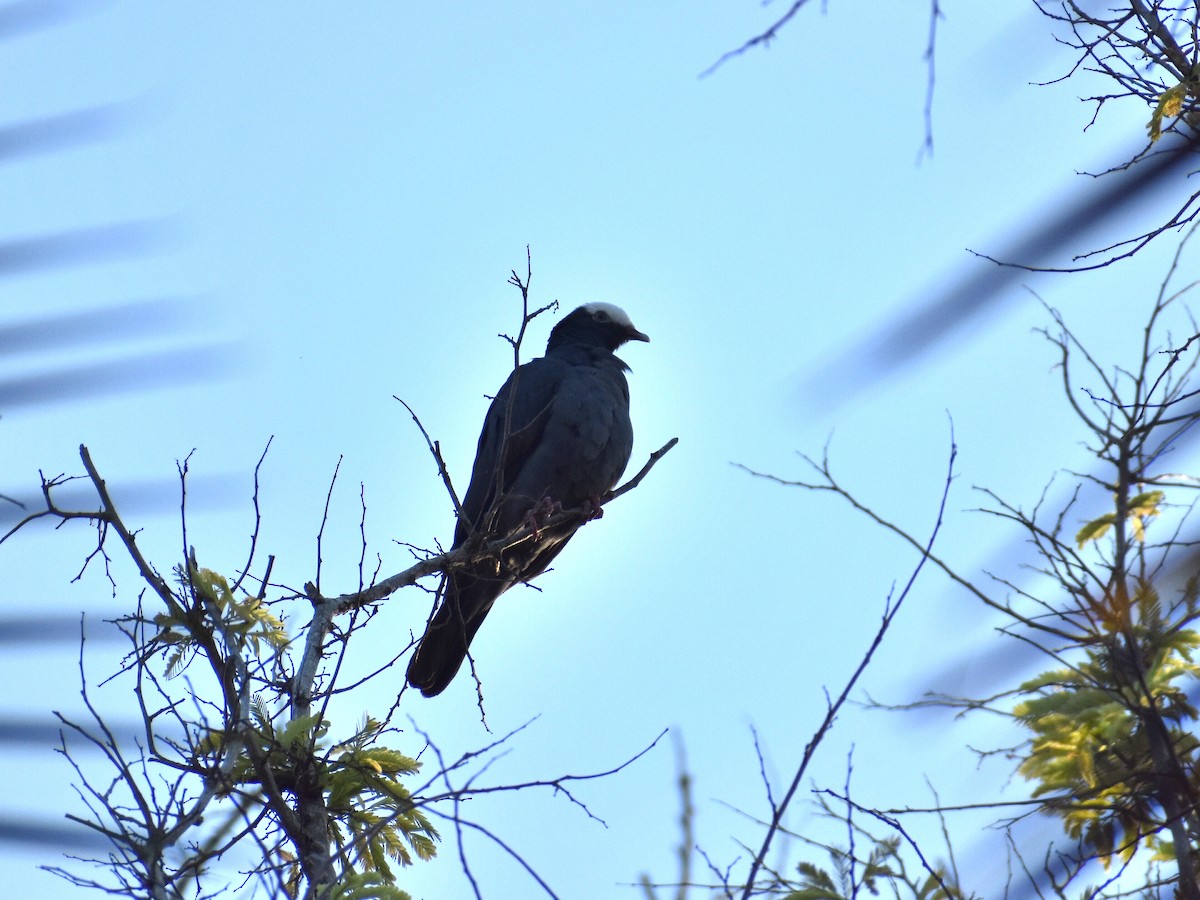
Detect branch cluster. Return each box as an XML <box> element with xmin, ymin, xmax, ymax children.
<box><xmin>3</xmin><ymin>265</ymin><xmax>675</xmax><ymax>898</ymax></box>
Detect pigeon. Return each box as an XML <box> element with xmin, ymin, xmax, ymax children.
<box><xmin>406</xmin><ymin>302</ymin><xmax>649</xmax><ymax>697</ymax></box>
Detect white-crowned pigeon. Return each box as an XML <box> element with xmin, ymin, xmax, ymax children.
<box><xmin>406</xmin><ymin>303</ymin><xmax>649</xmax><ymax>697</ymax></box>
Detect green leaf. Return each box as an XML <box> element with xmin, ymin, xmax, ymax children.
<box><xmin>1148</xmin><ymin>82</ymin><xmax>1188</xmax><ymax>141</ymax></box>
<box><xmin>318</xmin><ymin>872</ymin><xmax>412</xmax><ymax>900</ymax></box>
<box><xmin>1076</xmin><ymin>490</ymin><xmax>1165</xmax><ymax>548</ymax></box>
<box><xmin>277</xmin><ymin>712</ymin><xmax>325</xmax><ymax>751</ymax></box>
<box><xmin>1076</xmin><ymin>513</ymin><xmax>1115</xmax><ymax>548</ymax></box>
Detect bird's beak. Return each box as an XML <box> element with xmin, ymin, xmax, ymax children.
<box><xmin>628</xmin><ymin>326</ymin><xmax>650</xmax><ymax>343</ymax></box>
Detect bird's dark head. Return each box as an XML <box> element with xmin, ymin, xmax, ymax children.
<box><xmin>546</xmin><ymin>302</ymin><xmax>650</xmax><ymax>353</ymax></box>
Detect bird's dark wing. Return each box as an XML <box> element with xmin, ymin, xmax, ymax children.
<box><xmin>503</xmin><ymin>359</ymin><xmax>633</xmax><ymax>513</ymax></box>
<box><xmin>453</xmin><ymin>355</ymin><xmax>567</xmax><ymax>547</ymax></box>
<box><xmin>408</xmin><ymin>349</ymin><xmax>636</xmax><ymax>698</ymax></box>
<box><xmin>407</xmin><ymin>356</ymin><xmax>570</xmax><ymax>697</ymax></box>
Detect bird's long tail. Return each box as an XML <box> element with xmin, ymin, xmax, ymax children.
<box><xmin>406</xmin><ymin>573</ymin><xmax>500</xmax><ymax>697</ymax></box>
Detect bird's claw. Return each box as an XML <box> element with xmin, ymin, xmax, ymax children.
<box><xmin>525</xmin><ymin>496</ymin><xmax>562</xmax><ymax>542</ymax></box>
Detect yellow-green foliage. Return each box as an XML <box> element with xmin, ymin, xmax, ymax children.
<box><xmin>326</xmin><ymin>717</ymin><xmax>438</xmax><ymax>877</ymax></box>
<box><xmin>206</xmin><ymin>708</ymin><xmax>438</xmax><ymax>887</ymax></box>
<box><xmin>1148</xmin><ymin>83</ymin><xmax>1188</xmax><ymax>141</ymax></box>
<box><xmin>787</xmin><ymin>833</ymin><xmax>965</xmax><ymax>900</ymax></box>
<box><xmin>157</xmin><ymin>560</ymin><xmax>438</xmax><ymax>889</ymax></box>
<box><xmin>155</xmin><ymin>558</ymin><xmax>289</xmax><ymax>676</ymax></box>
<box><xmin>1013</xmin><ymin>581</ymin><xmax>1200</xmax><ymax>865</ymax></box>
<box><xmin>1075</xmin><ymin>491</ymin><xmax>1164</xmax><ymax>549</ymax></box>
<box><xmin>318</xmin><ymin>872</ymin><xmax>413</xmax><ymax>900</ymax></box>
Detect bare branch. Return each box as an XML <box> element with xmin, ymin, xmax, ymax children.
<box><xmin>737</xmin><ymin>430</ymin><xmax>958</xmax><ymax>897</ymax></box>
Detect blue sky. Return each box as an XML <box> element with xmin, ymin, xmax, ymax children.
<box><xmin>2</xmin><ymin>3</ymin><xmax>1197</xmax><ymax>897</ymax></box>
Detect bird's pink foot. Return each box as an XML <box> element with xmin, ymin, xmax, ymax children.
<box><xmin>525</xmin><ymin>496</ymin><xmax>562</xmax><ymax>541</ymax></box>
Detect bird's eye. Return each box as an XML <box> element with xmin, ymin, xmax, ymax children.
<box><xmin>593</xmin><ymin>310</ymin><xmax>610</xmax><ymax>322</ymax></box>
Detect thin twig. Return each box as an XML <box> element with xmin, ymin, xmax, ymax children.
<box><xmin>737</xmin><ymin>430</ymin><xmax>957</xmax><ymax>897</ymax></box>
